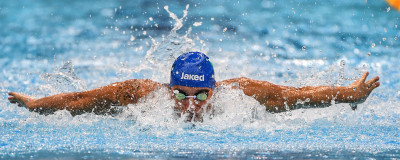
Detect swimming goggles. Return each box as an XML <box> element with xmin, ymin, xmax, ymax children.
<box><xmin>174</xmin><ymin>91</ymin><xmax>208</xmax><ymax>101</ymax></box>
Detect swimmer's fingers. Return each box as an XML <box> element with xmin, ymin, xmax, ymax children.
<box><xmin>366</xmin><ymin>76</ymin><xmax>379</xmax><ymax>87</ymax></box>
<box><xmin>8</xmin><ymin>96</ymin><xmax>24</xmax><ymax>107</ymax></box>
<box><xmin>368</xmin><ymin>82</ymin><xmax>380</xmax><ymax>92</ymax></box>
<box><xmin>360</xmin><ymin>72</ymin><xmax>369</xmax><ymax>83</ymax></box>
<box><xmin>8</xmin><ymin>96</ymin><xmax>17</xmax><ymax>103</ymax></box>
<box><xmin>8</xmin><ymin>92</ymin><xmax>18</xmax><ymax>103</ymax></box>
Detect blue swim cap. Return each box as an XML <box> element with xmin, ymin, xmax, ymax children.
<box><xmin>170</xmin><ymin>52</ymin><xmax>215</xmax><ymax>89</ymax></box>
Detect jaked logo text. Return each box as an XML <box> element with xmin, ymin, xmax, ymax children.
<box><xmin>180</xmin><ymin>72</ymin><xmax>204</xmax><ymax>81</ymax></box>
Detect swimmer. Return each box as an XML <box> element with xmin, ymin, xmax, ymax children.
<box><xmin>8</xmin><ymin>52</ymin><xmax>380</xmax><ymax>120</ymax></box>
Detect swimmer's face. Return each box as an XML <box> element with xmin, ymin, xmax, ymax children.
<box><xmin>170</xmin><ymin>85</ymin><xmax>213</xmax><ymax>121</ymax></box>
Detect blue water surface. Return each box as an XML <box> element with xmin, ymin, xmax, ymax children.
<box><xmin>1</xmin><ymin>0</ymin><xmax>400</xmax><ymax>159</ymax></box>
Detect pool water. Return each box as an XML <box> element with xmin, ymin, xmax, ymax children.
<box><xmin>1</xmin><ymin>0</ymin><xmax>400</xmax><ymax>159</ymax></box>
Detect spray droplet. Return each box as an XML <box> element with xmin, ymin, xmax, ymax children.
<box><xmin>301</xmin><ymin>46</ymin><xmax>306</xmax><ymax>50</ymax></box>
<box><xmin>223</xmin><ymin>27</ymin><xmax>227</xmax><ymax>32</ymax></box>
<box><xmin>382</xmin><ymin>37</ymin><xmax>386</xmax><ymax>41</ymax></box>
<box><xmin>193</xmin><ymin>22</ymin><xmax>202</xmax><ymax>26</ymax></box>
<box><xmin>149</xmin><ymin>17</ymin><xmax>153</xmax><ymax>21</ymax></box>
<box><xmin>371</xmin><ymin>43</ymin><xmax>376</xmax><ymax>48</ymax></box>
<box><xmin>387</xmin><ymin>7</ymin><xmax>391</xmax><ymax>12</ymax></box>
<box><xmin>367</xmin><ymin>52</ymin><xmax>371</xmax><ymax>56</ymax></box>
<box><xmin>353</xmin><ymin>87</ymin><xmax>356</xmax><ymax>91</ymax></box>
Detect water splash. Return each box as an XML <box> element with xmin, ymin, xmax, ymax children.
<box><xmin>337</xmin><ymin>59</ymin><xmax>346</xmax><ymax>86</ymax></box>
<box><xmin>2</xmin><ymin>1</ymin><xmax>399</xmax><ymax>158</ymax></box>
<box><xmin>164</xmin><ymin>5</ymin><xmax>189</xmax><ymax>33</ymax></box>
<box><xmin>132</xmin><ymin>4</ymin><xmax>206</xmax><ymax>83</ymax></box>
<box><xmin>38</xmin><ymin>60</ymin><xmax>87</xmax><ymax>96</ymax></box>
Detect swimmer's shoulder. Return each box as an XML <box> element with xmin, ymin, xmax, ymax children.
<box><xmin>112</xmin><ymin>79</ymin><xmax>163</xmax><ymax>94</ymax></box>
<box><xmin>112</xmin><ymin>79</ymin><xmax>164</xmax><ymax>105</ymax></box>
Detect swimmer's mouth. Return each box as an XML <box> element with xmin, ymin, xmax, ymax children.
<box><xmin>185</xmin><ymin>113</ymin><xmax>194</xmax><ymax>122</ymax></box>
<box><xmin>173</xmin><ymin>109</ymin><xmax>203</xmax><ymax>122</ymax></box>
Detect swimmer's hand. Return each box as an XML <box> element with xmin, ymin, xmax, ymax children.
<box><xmin>8</xmin><ymin>92</ymin><xmax>36</xmax><ymax>110</ymax></box>
<box><xmin>345</xmin><ymin>72</ymin><xmax>380</xmax><ymax>104</ymax></box>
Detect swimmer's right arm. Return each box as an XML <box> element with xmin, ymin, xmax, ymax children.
<box><xmin>8</xmin><ymin>79</ymin><xmax>161</xmax><ymax>115</ymax></box>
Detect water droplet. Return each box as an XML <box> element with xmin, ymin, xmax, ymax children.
<box><xmin>130</xmin><ymin>35</ymin><xmax>135</xmax><ymax>41</ymax></box>
<box><xmin>353</xmin><ymin>48</ymin><xmax>360</xmax><ymax>54</ymax></box>
<box><xmin>387</xmin><ymin>7</ymin><xmax>391</xmax><ymax>12</ymax></box>
<box><xmin>367</xmin><ymin>52</ymin><xmax>371</xmax><ymax>56</ymax></box>
<box><xmin>353</xmin><ymin>87</ymin><xmax>356</xmax><ymax>91</ymax></box>
<box><xmin>223</xmin><ymin>27</ymin><xmax>227</xmax><ymax>32</ymax></box>
<box><xmin>371</xmin><ymin>43</ymin><xmax>376</xmax><ymax>48</ymax></box>
<box><xmin>301</xmin><ymin>46</ymin><xmax>306</xmax><ymax>50</ymax></box>
<box><xmin>149</xmin><ymin>17</ymin><xmax>153</xmax><ymax>21</ymax></box>
<box><xmin>382</xmin><ymin>37</ymin><xmax>386</xmax><ymax>41</ymax></box>
<box><xmin>193</xmin><ymin>22</ymin><xmax>202</xmax><ymax>26</ymax></box>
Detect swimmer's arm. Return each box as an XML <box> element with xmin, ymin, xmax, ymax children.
<box><xmin>217</xmin><ymin>72</ymin><xmax>380</xmax><ymax>112</ymax></box>
<box><xmin>8</xmin><ymin>79</ymin><xmax>161</xmax><ymax>114</ymax></box>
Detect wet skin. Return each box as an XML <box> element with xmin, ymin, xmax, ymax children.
<box><xmin>8</xmin><ymin>72</ymin><xmax>380</xmax><ymax>118</ymax></box>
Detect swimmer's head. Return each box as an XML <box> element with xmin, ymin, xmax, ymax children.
<box><xmin>170</xmin><ymin>52</ymin><xmax>215</xmax><ymax>89</ymax></box>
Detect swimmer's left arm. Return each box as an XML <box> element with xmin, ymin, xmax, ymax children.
<box><xmin>217</xmin><ymin>72</ymin><xmax>380</xmax><ymax>112</ymax></box>
<box><xmin>282</xmin><ymin>72</ymin><xmax>380</xmax><ymax>110</ymax></box>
